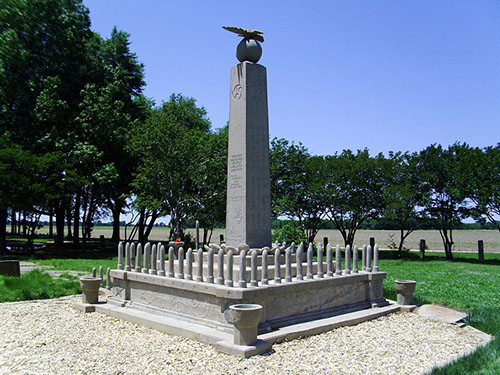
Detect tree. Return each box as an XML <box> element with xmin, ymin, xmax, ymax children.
<box><xmin>382</xmin><ymin>152</ymin><xmax>430</xmax><ymax>255</ymax></box>
<box><xmin>469</xmin><ymin>144</ymin><xmax>500</xmax><ymax>231</ymax></box>
<box><xmin>129</xmin><ymin>94</ymin><xmax>214</xmax><ymax>242</ymax></box>
<box><xmin>418</xmin><ymin>143</ymin><xmax>473</xmax><ymax>259</ymax></box>
<box><xmin>77</xmin><ymin>28</ymin><xmax>147</xmax><ymax>243</ymax></box>
<box><xmin>270</xmin><ymin>138</ymin><xmax>329</xmax><ymax>244</ymax></box>
<box><xmin>0</xmin><ymin>0</ymin><xmax>94</xmax><ymax>246</ymax></box>
<box><xmin>0</xmin><ymin>0</ymin><xmax>92</xmax><ymax>148</ymax></box>
<box><xmin>189</xmin><ymin>128</ymin><xmax>228</xmax><ymax>245</ymax></box>
<box><xmin>324</xmin><ymin>149</ymin><xmax>387</xmax><ymax>247</ymax></box>
<box><xmin>0</xmin><ymin>136</ymin><xmax>36</xmax><ymax>252</ymax></box>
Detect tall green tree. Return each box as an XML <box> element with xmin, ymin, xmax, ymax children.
<box><xmin>324</xmin><ymin>149</ymin><xmax>387</xmax><ymax>247</ymax></box>
<box><xmin>189</xmin><ymin>127</ymin><xmax>228</xmax><ymax>245</ymax></box>
<box><xmin>270</xmin><ymin>138</ymin><xmax>329</xmax><ymax>244</ymax></box>
<box><xmin>469</xmin><ymin>144</ymin><xmax>500</xmax><ymax>231</ymax></box>
<box><xmin>382</xmin><ymin>151</ymin><xmax>430</xmax><ymax>254</ymax></box>
<box><xmin>129</xmin><ymin>94</ymin><xmax>213</xmax><ymax>242</ymax></box>
<box><xmin>0</xmin><ymin>136</ymin><xmax>35</xmax><ymax>252</ymax></box>
<box><xmin>0</xmin><ymin>0</ymin><xmax>94</xmax><ymax>246</ymax></box>
<box><xmin>418</xmin><ymin>143</ymin><xmax>473</xmax><ymax>259</ymax></box>
<box><xmin>77</xmin><ymin>28</ymin><xmax>147</xmax><ymax>243</ymax></box>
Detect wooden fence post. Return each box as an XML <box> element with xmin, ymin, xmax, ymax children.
<box><xmin>478</xmin><ymin>240</ymin><xmax>484</xmax><ymax>262</ymax></box>
<box><xmin>369</xmin><ymin>237</ymin><xmax>375</xmax><ymax>251</ymax></box>
<box><xmin>419</xmin><ymin>239</ymin><xmax>425</xmax><ymax>260</ymax></box>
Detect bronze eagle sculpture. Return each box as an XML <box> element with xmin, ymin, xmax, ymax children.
<box><xmin>222</xmin><ymin>26</ymin><xmax>264</xmax><ymax>43</ymax></box>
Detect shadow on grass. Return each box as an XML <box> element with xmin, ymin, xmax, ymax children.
<box><xmin>0</xmin><ymin>239</ymin><xmax>118</xmax><ymax>261</ymax></box>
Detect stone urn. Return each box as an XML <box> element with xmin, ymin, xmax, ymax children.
<box><xmin>395</xmin><ymin>280</ymin><xmax>417</xmax><ymax>305</ymax></box>
<box><xmin>229</xmin><ymin>304</ymin><xmax>262</xmax><ymax>345</ymax></box>
<box><xmin>79</xmin><ymin>276</ymin><xmax>102</xmax><ymax>304</ymax></box>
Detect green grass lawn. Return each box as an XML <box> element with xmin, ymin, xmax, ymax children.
<box><xmin>0</xmin><ymin>269</ymin><xmax>80</xmax><ymax>302</ymax></box>
<box><xmin>31</xmin><ymin>257</ymin><xmax>117</xmax><ymax>273</ymax></box>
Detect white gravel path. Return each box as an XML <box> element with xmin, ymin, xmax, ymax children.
<box><xmin>0</xmin><ymin>295</ymin><xmax>490</xmax><ymax>375</ymax></box>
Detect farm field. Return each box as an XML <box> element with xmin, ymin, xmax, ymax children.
<box><xmin>36</xmin><ymin>227</ymin><xmax>499</xmax><ymax>253</ymax></box>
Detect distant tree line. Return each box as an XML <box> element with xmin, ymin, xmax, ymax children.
<box><xmin>270</xmin><ymin>139</ymin><xmax>499</xmax><ymax>259</ymax></box>
<box><xmin>1</xmin><ymin>0</ymin><xmax>498</xmax><ymax>261</ymax></box>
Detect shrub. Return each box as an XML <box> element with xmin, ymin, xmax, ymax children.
<box><xmin>273</xmin><ymin>222</ymin><xmax>306</xmax><ymax>245</ymax></box>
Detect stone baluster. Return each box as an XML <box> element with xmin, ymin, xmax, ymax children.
<box><xmin>261</xmin><ymin>249</ymin><xmax>269</xmax><ymax>285</ymax></box>
<box><xmin>164</xmin><ymin>247</ymin><xmax>171</xmax><ymax>277</ymax></box>
<box><xmin>158</xmin><ymin>245</ymin><xmax>166</xmax><ymax>276</ymax></box>
<box><xmin>226</xmin><ymin>250</ymin><xmax>234</xmax><ymax>287</ymax></box>
<box><xmin>362</xmin><ymin>245</ymin><xmax>367</xmax><ymax>272</ymax></box>
<box><xmin>124</xmin><ymin>243</ymin><xmax>131</xmax><ymax>271</ymax></box>
<box><xmin>366</xmin><ymin>245</ymin><xmax>372</xmax><ymax>272</ymax></box>
<box><xmin>296</xmin><ymin>242</ymin><xmax>304</xmax><ymax>280</ymax></box>
<box><xmin>117</xmin><ymin>242</ymin><xmax>124</xmax><ymax>270</ymax></box>
<box><xmin>274</xmin><ymin>248</ymin><xmax>281</xmax><ymax>284</ymax></box>
<box><xmin>124</xmin><ymin>242</ymin><xmax>130</xmax><ymax>270</ymax></box>
<box><xmin>177</xmin><ymin>247</ymin><xmax>185</xmax><ymax>279</ymax></box>
<box><xmin>285</xmin><ymin>245</ymin><xmax>292</xmax><ymax>282</ymax></box>
<box><xmin>307</xmin><ymin>243</ymin><xmax>314</xmax><ymax>279</ymax></box>
<box><xmin>345</xmin><ymin>245</ymin><xmax>351</xmax><ymax>275</ymax></box>
<box><xmin>135</xmin><ymin>243</ymin><xmax>142</xmax><ymax>272</ymax></box>
<box><xmin>99</xmin><ymin>266</ymin><xmax>104</xmax><ymax>286</ymax></box>
<box><xmin>157</xmin><ymin>242</ymin><xmax>162</xmax><ymax>260</ymax></box>
<box><xmin>239</xmin><ymin>250</ymin><xmax>247</xmax><ymax>288</ymax></box>
<box><xmin>250</xmin><ymin>250</ymin><xmax>258</xmax><ymax>286</ymax></box>
<box><xmin>106</xmin><ymin>267</ymin><xmax>111</xmax><ymax>289</ymax></box>
<box><xmin>186</xmin><ymin>248</ymin><xmax>193</xmax><ymax>280</ymax></box>
<box><xmin>196</xmin><ymin>248</ymin><xmax>203</xmax><ymax>282</ymax></box>
<box><xmin>353</xmin><ymin>246</ymin><xmax>359</xmax><ymax>273</ymax></box>
<box><xmin>143</xmin><ymin>243</ymin><xmax>151</xmax><ymax>274</ymax></box>
<box><xmin>217</xmin><ymin>249</ymin><xmax>224</xmax><ymax>285</ymax></box>
<box><xmin>130</xmin><ymin>243</ymin><xmax>136</xmax><ymax>269</ymax></box>
<box><xmin>317</xmin><ymin>243</ymin><xmax>324</xmax><ymax>278</ymax></box>
<box><xmin>374</xmin><ymin>244</ymin><xmax>379</xmax><ymax>272</ymax></box>
<box><xmin>150</xmin><ymin>245</ymin><xmax>158</xmax><ymax>275</ymax></box>
<box><xmin>207</xmin><ymin>248</ymin><xmax>214</xmax><ymax>283</ymax></box>
<box><xmin>335</xmin><ymin>244</ymin><xmax>342</xmax><ymax>276</ymax></box>
<box><xmin>326</xmin><ymin>244</ymin><xmax>333</xmax><ymax>277</ymax></box>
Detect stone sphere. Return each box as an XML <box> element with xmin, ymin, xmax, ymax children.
<box><xmin>236</xmin><ymin>39</ymin><xmax>262</xmax><ymax>63</ymax></box>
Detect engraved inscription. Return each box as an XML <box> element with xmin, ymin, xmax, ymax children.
<box><xmin>228</xmin><ymin>153</ymin><xmax>244</xmax><ymax>190</ymax></box>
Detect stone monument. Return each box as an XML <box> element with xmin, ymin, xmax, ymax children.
<box><xmin>94</xmin><ymin>27</ymin><xmax>395</xmax><ymax>358</ymax></box>
<box><xmin>224</xmin><ymin>26</ymin><xmax>272</xmax><ymax>248</ymax></box>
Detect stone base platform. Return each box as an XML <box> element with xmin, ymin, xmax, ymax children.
<box><xmin>98</xmin><ymin>267</ymin><xmax>390</xmax><ymax>357</ymax></box>
<box><xmin>95</xmin><ymin>300</ymin><xmax>399</xmax><ymax>357</ymax></box>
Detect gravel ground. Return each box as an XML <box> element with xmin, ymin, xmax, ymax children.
<box><xmin>0</xmin><ymin>296</ymin><xmax>489</xmax><ymax>375</ymax></box>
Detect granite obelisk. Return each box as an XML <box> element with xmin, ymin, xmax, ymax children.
<box><xmin>224</xmin><ymin>27</ymin><xmax>271</xmax><ymax>248</ymax></box>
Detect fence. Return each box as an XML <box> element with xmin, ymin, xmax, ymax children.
<box><xmin>116</xmin><ymin>241</ymin><xmax>381</xmax><ymax>289</ymax></box>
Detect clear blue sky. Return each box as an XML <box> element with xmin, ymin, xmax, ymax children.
<box><xmin>84</xmin><ymin>0</ymin><xmax>500</xmax><ymax>156</ymax></box>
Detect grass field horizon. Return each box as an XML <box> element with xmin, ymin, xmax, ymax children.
<box><xmin>30</xmin><ymin>227</ymin><xmax>500</xmax><ymax>252</ymax></box>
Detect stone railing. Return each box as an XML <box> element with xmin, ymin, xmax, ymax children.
<box><xmin>116</xmin><ymin>241</ymin><xmax>381</xmax><ymax>288</ymax></box>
